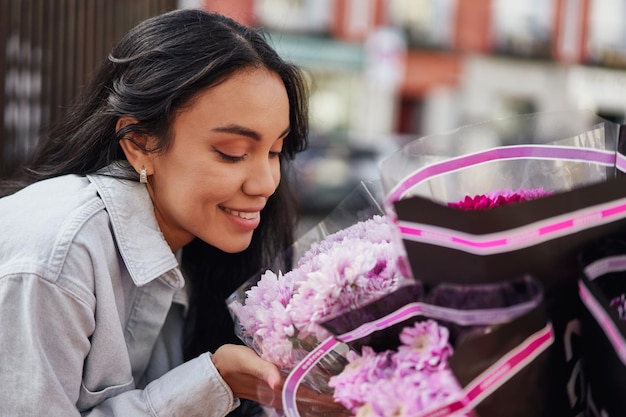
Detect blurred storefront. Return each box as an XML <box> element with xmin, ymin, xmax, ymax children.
<box><xmin>4</xmin><ymin>0</ymin><xmax>626</xmax><ymax>219</ymax></box>
<box><xmin>202</xmin><ymin>0</ymin><xmax>626</xmax><ymax>217</ymax></box>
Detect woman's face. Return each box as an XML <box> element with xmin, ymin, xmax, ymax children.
<box><xmin>146</xmin><ymin>68</ymin><xmax>290</xmax><ymax>253</ymax></box>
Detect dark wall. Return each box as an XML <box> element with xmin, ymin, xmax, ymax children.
<box><xmin>0</xmin><ymin>0</ymin><xmax>178</xmax><ymax>179</ymax></box>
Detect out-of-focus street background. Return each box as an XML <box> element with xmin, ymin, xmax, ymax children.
<box><xmin>2</xmin><ymin>0</ymin><xmax>626</xmax><ymax>233</ymax></box>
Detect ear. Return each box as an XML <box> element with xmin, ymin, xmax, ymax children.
<box><xmin>117</xmin><ymin>116</ymin><xmax>155</xmax><ymax>175</ymax></box>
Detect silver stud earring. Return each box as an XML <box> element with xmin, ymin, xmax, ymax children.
<box><xmin>139</xmin><ymin>167</ymin><xmax>147</xmax><ymax>184</ymax></box>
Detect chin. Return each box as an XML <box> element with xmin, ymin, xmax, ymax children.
<box><xmin>217</xmin><ymin>238</ymin><xmax>254</xmax><ymax>254</ymax></box>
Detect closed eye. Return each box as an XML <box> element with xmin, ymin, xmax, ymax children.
<box><xmin>214</xmin><ymin>147</ymin><xmax>247</xmax><ymax>163</ymax></box>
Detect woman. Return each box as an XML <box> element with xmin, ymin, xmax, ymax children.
<box><xmin>0</xmin><ymin>8</ymin><xmax>313</xmax><ymax>417</ymax></box>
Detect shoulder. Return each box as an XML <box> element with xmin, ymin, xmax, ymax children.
<box><xmin>0</xmin><ymin>175</ymin><xmax>111</xmax><ymax>283</ymax></box>
<box><xmin>0</xmin><ymin>175</ymin><xmax>102</xmax><ymax>224</ymax></box>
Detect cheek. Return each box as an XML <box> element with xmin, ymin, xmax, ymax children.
<box><xmin>273</xmin><ymin>164</ymin><xmax>281</xmax><ymax>184</ymax></box>
<box><xmin>271</xmin><ymin>162</ymin><xmax>282</xmax><ymax>190</ymax></box>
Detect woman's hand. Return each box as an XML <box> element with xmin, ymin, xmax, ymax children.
<box><xmin>212</xmin><ymin>344</ymin><xmax>283</xmax><ymax>408</ymax></box>
<box><xmin>211</xmin><ymin>344</ymin><xmax>350</xmax><ymax>415</ymax></box>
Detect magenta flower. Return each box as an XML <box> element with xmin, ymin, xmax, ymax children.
<box><xmin>448</xmin><ymin>188</ymin><xmax>552</xmax><ymax>210</ymax></box>
<box><xmin>610</xmin><ymin>294</ymin><xmax>626</xmax><ymax>320</ymax></box>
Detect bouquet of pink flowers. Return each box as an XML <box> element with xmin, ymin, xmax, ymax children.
<box><xmin>228</xmin><ymin>214</ymin><xmax>404</xmax><ymax>370</ymax></box>
<box><xmin>227</xmin><ymin>182</ymin><xmax>413</xmax><ymax>396</ymax></box>
<box><xmin>280</xmin><ymin>110</ymin><xmax>626</xmax><ymax>417</ymax></box>
<box><xmin>328</xmin><ymin>319</ymin><xmax>459</xmax><ymax>416</ymax></box>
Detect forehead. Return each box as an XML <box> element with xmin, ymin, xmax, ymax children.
<box><xmin>169</xmin><ymin>69</ymin><xmax>290</xmax><ymax>136</ymax></box>
<box><xmin>188</xmin><ymin>68</ymin><xmax>285</xmax><ymax>105</ymax></box>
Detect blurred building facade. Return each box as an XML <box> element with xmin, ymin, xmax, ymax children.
<box><xmin>201</xmin><ymin>0</ymin><xmax>626</xmax><ymax>214</ymax></box>
<box><xmin>205</xmin><ymin>0</ymin><xmax>626</xmax><ymax>131</ymax></box>
<box><xmin>3</xmin><ymin>0</ymin><xmax>626</xmax><ymax>214</ymax></box>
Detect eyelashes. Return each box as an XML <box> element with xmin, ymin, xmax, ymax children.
<box><xmin>215</xmin><ymin>150</ymin><xmax>247</xmax><ymax>163</ymax></box>
<box><xmin>213</xmin><ymin>147</ymin><xmax>282</xmax><ymax>163</ymax></box>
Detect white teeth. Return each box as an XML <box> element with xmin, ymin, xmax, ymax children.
<box><xmin>223</xmin><ymin>207</ymin><xmax>258</xmax><ymax>220</ymax></box>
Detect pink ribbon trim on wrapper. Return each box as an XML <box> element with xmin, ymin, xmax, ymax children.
<box><xmin>415</xmin><ymin>324</ymin><xmax>554</xmax><ymax>417</ymax></box>
<box><xmin>397</xmin><ymin>198</ymin><xmax>626</xmax><ymax>255</ymax></box>
<box><xmin>282</xmin><ymin>336</ymin><xmax>338</xmax><ymax>416</ymax></box>
<box><xmin>579</xmin><ymin>255</ymin><xmax>626</xmax><ymax>365</ymax></box>
<box><xmin>617</xmin><ymin>152</ymin><xmax>626</xmax><ymax>173</ymax></box>
<box><xmin>386</xmin><ymin>144</ymin><xmax>617</xmax><ymax>207</ymax></box>
<box><xmin>281</xmin><ymin>302</ymin><xmax>555</xmax><ymax>417</ymax></box>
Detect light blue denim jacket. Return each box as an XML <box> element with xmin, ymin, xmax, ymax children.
<box><xmin>0</xmin><ymin>166</ymin><xmax>238</xmax><ymax>416</ymax></box>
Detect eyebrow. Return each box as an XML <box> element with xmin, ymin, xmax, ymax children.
<box><xmin>212</xmin><ymin>124</ymin><xmax>291</xmax><ymax>141</ymax></box>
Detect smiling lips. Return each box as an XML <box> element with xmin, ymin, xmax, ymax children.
<box><xmin>222</xmin><ymin>206</ymin><xmax>260</xmax><ymax>220</ymax></box>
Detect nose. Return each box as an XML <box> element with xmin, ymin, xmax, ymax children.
<box><xmin>243</xmin><ymin>158</ymin><xmax>280</xmax><ymax>197</ymax></box>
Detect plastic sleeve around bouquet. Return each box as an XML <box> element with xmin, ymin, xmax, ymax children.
<box><xmin>379</xmin><ymin>110</ymin><xmax>626</xmax><ymax>286</ymax></box>
<box><xmin>280</xmin><ymin>274</ymin><xmax>553</xmax><ymax>417</ymax></box>
<box><xmin>378</xmin><ymin>110</ymin><xmax>626</xmax><ymax>416</ymax></box>
<box><xmin>226</xmin><ymin>180</ymin><xmax>414</xmax><ymax>402</ymax></box>
<box><xmin>380</xmin><ymin>110</ymin><xmax>622</xmax><ymax>206</ymax></box>
<box><xmin>578</xmin><ymin>236</ymin><xmax>626</xmax><ymax>416</ymax></box>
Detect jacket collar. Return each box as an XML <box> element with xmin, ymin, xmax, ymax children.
<box><xmin>87</xmin><ymin>164</ymin><xmax>184</xmax><ymax>288</ymax></box>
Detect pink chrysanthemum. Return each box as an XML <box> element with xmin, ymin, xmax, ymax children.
<box><xmin>290</xmin><ymin>237</ymin><xmax>401</xmax><ymax>340</ymax></box>
<box><xmin>230</xmin><ymin>215</ymin><xmax>403</xmax><ymax>369</ymax></box>
<box><xmin>394</xmin><ymin>320</ymin><xmax>453</xmax><ymax>375</ymax></box>
<box><xmin>329</xmin><ymin>320</ymin><xmax>463</xmax><ymax>417</ymax></box>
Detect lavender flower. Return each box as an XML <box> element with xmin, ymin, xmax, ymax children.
<box><xmin>228</xmin><ymin>270</ymin><xmax>298</xmax><ymax>368</ymax></box>
<box><xmin>329</xmin><ymin>320</ymin><xmax>463</xmax><ymax>417</ymax></box>
<box><xmin>230</xmin><ymin>215</ymin><xmax>404</xmax><ymax>370</ymax></box>
<box><xmin>290</xmin><ymin>238</ymin><xmax>401</xmax><ymax>340</ymax></box>
<box><xmin>296</xmin><ymin>214</ymin><xmax>395</xmax><ymax>265</ymax></box>
<box><xmin>394</xmin><ymin>320</ymin><xmax>453</xmax><ymax>375</ymax></box>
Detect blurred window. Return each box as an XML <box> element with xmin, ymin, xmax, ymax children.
<box><xmin>491</xmin><ymin>0</ymin><xmax>555</xmax><ymax>59</ymax></box>
<box><xmin>587</xmin><ymin>0</ymin><xmax>626</xmax><ymax>67</ymax></box>
<box><xmin>387</xmin><ymin>0</ymin><xmax>457</xmax><ymax>50</ymax></box>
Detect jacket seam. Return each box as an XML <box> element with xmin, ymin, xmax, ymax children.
<box><xmin>48</xmin><ymin>198</ymin><xmax>106</xmax><ymax>283</ymax></box>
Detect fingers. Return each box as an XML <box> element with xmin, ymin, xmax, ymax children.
<box><xmin>265</xmin><ymin>367</ymin><xmax>283</xmax><ymax>390</ymax></box>
<box><xmin>211</xmin><ymin>344</ymin><xmax>350</xmax><ymax>415</ymax></box>
<box><xmin>235</xmin><ymin>345</ymin><xmax>283</xmax><ymax>388</ymax></box>
<box><xmin>212</xmin><ymin>344</ymin><xmax>284</xmax><ymax>406</ymax></box>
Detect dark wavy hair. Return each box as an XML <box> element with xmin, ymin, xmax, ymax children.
<box><xmin>0</xmin><ymin>7</ymin><xmax>308</xmax><ymax>401</ymax></box>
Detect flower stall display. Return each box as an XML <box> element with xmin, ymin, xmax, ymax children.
<box><xmin>578</xmin><ymin>236</ymin><xmax>626</xmax><ymax>416</ymax></box>
<box><xmin>272</xmin><ymin>184</ymin><xmax>550</xmax><ymax>417</ymax></box>
<box><xmin>228</xmin><ymin>110</ymin><xmax>626</xmax><ymax>417</ymax></box>
<box><xmin>377</xmin><ymin>110</ymin><xmax>626</xmax><ymax>416</ymax></box>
